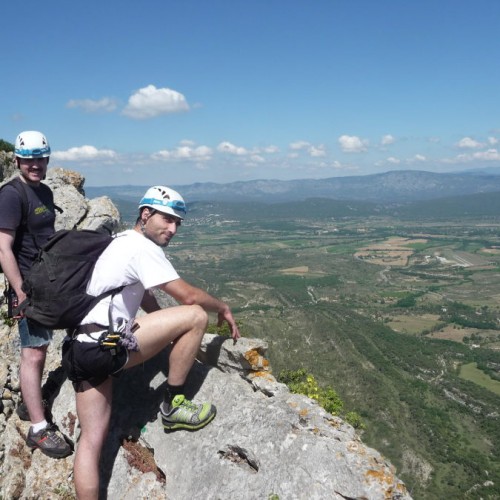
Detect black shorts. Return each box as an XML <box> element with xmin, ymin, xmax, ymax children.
<box><xmin>62</xmin><ymin>339</ymin><xmax>128</xmax><ymax>391</ymax></box>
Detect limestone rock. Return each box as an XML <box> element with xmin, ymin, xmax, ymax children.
<box><xmin>45</xmin><ymin>168</ymin><xmax>120</xmax><ymax>232</ymax></box>
<box><xmin>45</xmin><ymin>167</ymin><xmax>85</xmax><ymax>194</ymax></box>
<box><xmin>78</xmin><ymin>196</ymin><xmax>120</xmax><ymax>232</ymax></box>
<box><xmin>0</xmin><ymin>151</ymin><xmax>17</xmax><ymax>181</ymax></box>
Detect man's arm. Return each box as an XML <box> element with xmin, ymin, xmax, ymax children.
<box><xmin>0</xmin><ymin>229</ymin><xmax>25</xmax><ymax>301</ymax></box>
<box><xmin>160</xmin><ymin>278</ymin><xmax>241</xmax><ymax>340</ymax></box>
<box><xmin>140</xmin><ymin>289</ymin><xmax>161</xmax><ymax>313</ymax></box>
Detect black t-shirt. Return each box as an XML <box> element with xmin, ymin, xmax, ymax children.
<box><xmin>0</xmin><ymin>179</ymin><xmax>56</xmax><ymax>276</ymax></box>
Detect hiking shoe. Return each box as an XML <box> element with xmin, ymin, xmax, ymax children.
<box><xmin>26</xmin><ymin>424</ymin><xmax>72</xmax><ymax>459</ymax></box>
<box><xmin>161</xmin><ymin>395</ymin><xmax>216</xmax><ymax>431</ymax></box>
<box><xmin>16</xmin><ymin>399</ymin><xmax>51</xmax><ymax>422</ymax></box>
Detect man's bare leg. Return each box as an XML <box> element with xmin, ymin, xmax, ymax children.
<box><xmin>126</xmin><ymin>304</ymin><xmax>215</xmax><ymax>430</ymax></box>
<box><xmin>74</xmin><ymin>378</ymin><xmax>113</xmax><ymax>500</ymax></box>
<box><xmin>126</xmin><ymin>304</ymin><xmax>208</xmax><ymax>384</ymax></box>
<box><xmin>20</xmin><ymin>345</ymin><xmax>47</xmax><ymax>424</ymax></box>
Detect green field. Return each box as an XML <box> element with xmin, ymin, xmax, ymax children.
<box><xmin>460</xmin><ymin>362</ymin><xmax>500</xmax><ymax>396</ymax></box>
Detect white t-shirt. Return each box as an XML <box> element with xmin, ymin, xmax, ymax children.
<box><xmin>80</xmin><ymin>230</ymin><xmax>180</xmax><ymax>328</ymax></box>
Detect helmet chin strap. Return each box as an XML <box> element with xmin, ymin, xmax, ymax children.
<box><xmin>140</xmin><ymin>209</ymin><xmax>156</xmax><ymax>238</ymax></box>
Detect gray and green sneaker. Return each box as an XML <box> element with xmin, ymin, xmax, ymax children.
<box><xmin>161</xmin><ymin>395</ymin><xmax>216</xmax><ymax>431</ymax></box>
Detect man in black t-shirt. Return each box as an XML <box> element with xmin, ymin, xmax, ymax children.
<box><xmin>0</xmin><ymin>131</ymin><xmax>71</xmax><ymax>459</ymax></box>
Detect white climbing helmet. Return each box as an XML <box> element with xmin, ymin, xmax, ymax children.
<box><xmin>139</xmin><ymin>185</ymin><xmax>187</xmax><ymax>220</ymax></box>
<box><xmin>15</xmin><ymin>131</ymin><xmax>51</xmax><ymax>158</ymax></box>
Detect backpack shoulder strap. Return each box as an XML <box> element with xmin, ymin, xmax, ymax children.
<box><xmin>37</xmin><ymin>181</ymin><xmax>63</xmax><ymax>215</ymax></box>
<box><xmin>1</xmin><ymin>177</ymin><xmax>30</xmax><ymax>228</ymax></box>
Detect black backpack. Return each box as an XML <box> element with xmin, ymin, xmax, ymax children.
<box><xmin>19</xmin><ymin>229</ymin><xmax>121</xmax><ymax>329</ymax></box>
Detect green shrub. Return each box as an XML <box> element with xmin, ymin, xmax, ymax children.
<box><xmin>278</xmin><ymin>368</ymin><xmax>364</xmax><ymax>428</ymax></box>
<box><xmin>345</xmin><ymin>411</ymin><xmax>365</xmax><ymax>429</ymax></box>
<box><xmin>206</xmin><ymin>320</ymin><xmax>243</xmax><ymax>337</ymax></box>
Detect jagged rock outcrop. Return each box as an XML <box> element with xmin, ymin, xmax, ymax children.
<box><xmin>46</xmin><ymin>168</ymin><xmax>120</xmax><ymax>233</ymax></box>
<box><xmin>0</xmin><ymin>163</ymin><xmax>411</xmax><ymax>499</ymax></box>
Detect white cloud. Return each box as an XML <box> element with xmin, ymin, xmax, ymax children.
<box><xmin>387</xmin><ymin>157</ymin><xmax>400</xmax><ymax>164</ymax></box>
<box><xmin>288</xmin><ymin>141</ymin><xmax>325</xmax><ymax>157</ymax></box>
<box><xmin>338</xmin><ymin>135</ymin><xmax>368</xmax><ymax>153</ymax></box>
<box><xmin>309</xmin><ymin>145</ymin><xmax>326</xmax><ymax>157</ymax></box>
<box><xmin>122</xmin><ymin>85</ymin><xmax>189</xmax><ymax>119</ymax></box>
<box><xmin>152</xmin><ymin>145</ymin><xmax>212</xmax><ymax>161</ymax></box>
<box><xmin>488</xmin><ymin>136</ymin><xmax>499</xmax><ymax>145</ymax></box>
<box><xmin>472</xmin><ymin>149</ymin><xmax>500</xmax><ymax>160</ymax></box>
<box><xmin>289</xmin><ymin>141</ymin><xmax>310</xmax><ymax>150</ymax></box>
<box><xmin>454</xmin><ymin>148</ymin><xmax>500</xmax><ymax>163</ymax></box>
<box><xmin>66</xmin><ymin>97</ymin><xmax>118</xmax><ymax>113</ymax></box>
<box><xmin>413</xmin><ymin>154</ymin><xmax>426</xmax><ymax>162</ymax></box>
<box><xmin>381</xmin><ymin>134</ymin><xmax>395</xmax><ymax>146</ymax></box>
<box><xmin>456</xmin><ymin>137</ymin><xmax>484</xmax><ymax>149</ymax></box>
<box><xmin>250</xmin><ymin>154</ymin><xmax>265</xmax><ymax>163</ymax></box>
<box><xmin>52</xmin><ymin>145</ymin><xmax>117</xmax><ymax>161</ymax></box>
<box><xmin>217</xmin><ymin>142</ymin><xmax>248</xmax><ymax>155</ymax></box>
<box><xmin>263</xmin><ymin>145</ymin><xmax>280</xmax><ymax>154</ymax></box>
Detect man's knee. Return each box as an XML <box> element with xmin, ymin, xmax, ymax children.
<box><xmin>21</xmin><ymin>346</ymin><xmax>48</xmax><ymax>365</ymax></box>
<box><xmin>189</xmin><ymin>304</ymin><xmax>209</xmax><ymax>330</ymax></box>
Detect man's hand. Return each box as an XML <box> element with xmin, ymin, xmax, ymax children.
<box><xmin>218</xmin><ymin>309</ymin><xmax>241</xmax><ymax>341</ymax></box>
<box><xmin>162</xmin><ymin>278</ymin><xmax>241</xmax><ymax>341</ymax></box>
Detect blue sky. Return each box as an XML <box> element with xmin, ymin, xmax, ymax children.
<box><xmin>2</xmin><ymin>0</ymin><xmax>500</xmax><ymax>187</ymax></box>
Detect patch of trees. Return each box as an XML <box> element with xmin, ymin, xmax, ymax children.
<box><xmin>441</xmin><ymin>301</ymin><xmax>500</xmax><ymax>330</ymax></box>
<box><xmin>0</xmin><ymin>139</ymin><xmax>14</xmax><ymax>153</ymax></box>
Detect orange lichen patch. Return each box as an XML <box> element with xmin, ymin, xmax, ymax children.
<box><xmin>365</xmin><ymin>469</ymin><xmax>409</xmax><ymax>497</ymax></box>
<box><xmin>365</xmin><ymin>468</ymin><xmax>395</xmax><ymax>485</ymax></box>
<box><xmin>244</xmin><ymin>349</ymin><xmax>270</xmax><ymax>371</ymax></box>
<box><xmin>299</xmin><ymin>408</ymin><xmax>309</xmax><ymax>418</ymax></box>
<box><xmin>248</xmin><ymin>371</ymin><xmax>275</xmax><ymax>381</ymax></box>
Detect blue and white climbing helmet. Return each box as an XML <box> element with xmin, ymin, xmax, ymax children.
<box><xmin>15</xmin><ymin>131</ymin><xmax>51</xmax><ymax>158</ymax></box>
<box><xmin>139</xmin><ymin>185</ymin><xmax>187</xmax><ymax>220</ymax></box>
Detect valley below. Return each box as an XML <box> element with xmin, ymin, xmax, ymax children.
<box><xmin>115</xmin><ymin>196</ymin><xmax>500</xmax><ymax>499</ymax></box>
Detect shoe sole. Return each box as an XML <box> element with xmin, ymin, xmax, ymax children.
<box><xmin>162</xmin><ymin>410</ymin><xmax>216</xmax><ymax>431</ymax></box>
<box><xmin>26</xmin><ymin>438</ymin><xmax>72</xmax><ymax>459</ymax></box>
<box><xmin>26</xmin><ymin>443</ymin><xmax>72</xmax><ymax>459</ymax></box>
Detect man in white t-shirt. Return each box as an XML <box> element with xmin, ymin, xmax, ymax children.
<box><xmin>62</xmin><ymin>185</ymin><xmax>240</xmax><ymax>499</ymax></box>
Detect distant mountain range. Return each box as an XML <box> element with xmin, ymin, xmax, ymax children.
<box><xmin>86</xmin><ymin>169</ymin><xmax>500</xmax><ymax>204</ymax></box>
